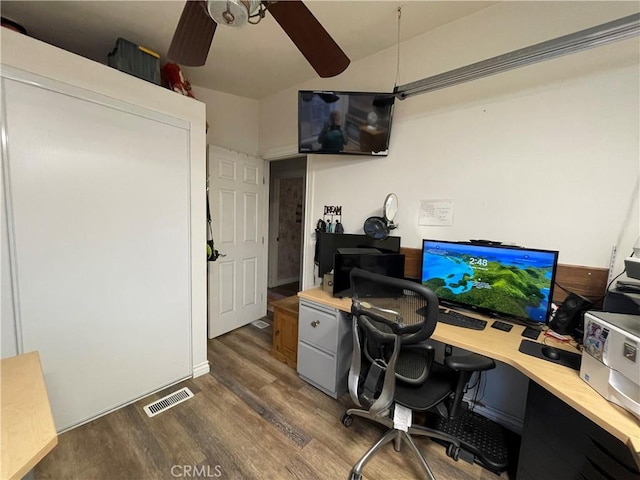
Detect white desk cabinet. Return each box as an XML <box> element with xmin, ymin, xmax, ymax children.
<box><xmin>297</xmin><ymin>299</ymin><xmax>352</xmax><ymax>398</ymax></box>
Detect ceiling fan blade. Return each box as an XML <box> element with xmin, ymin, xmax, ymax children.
<box><xmin>168</xmin><ymin>1</ymin><xmax>217</xmax><ymax>66</ymax></box>
<box><xmin>266</xmin><ymin>1</ymin><xmax>350</xmax><ymax>78</ymax></box>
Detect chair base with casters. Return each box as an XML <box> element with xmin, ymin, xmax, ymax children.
<box><xmin>341</xmin><ymin>356</ymin><xmax>497</xmax><ymax>480</ymax></box>
<box><xmin>342</xmin><ymin>269</ymin><xmax>501</xmax><ymax>480</ymax></box>
<box><xmin>341</xmin><ymin>404</ymin><xmax>461</xmax><ymax>480</ymax></box>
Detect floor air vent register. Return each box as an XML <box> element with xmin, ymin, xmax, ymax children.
<box><xmin>143</xmin><ymin>387</ymin><xmax>194</xmax><ymax>417</ymax></box>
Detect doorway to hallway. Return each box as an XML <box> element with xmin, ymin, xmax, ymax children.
<box><xmin>267</xmin><ymin>156</ymin><xmax>306</xmax><ymax>311</ymax></box>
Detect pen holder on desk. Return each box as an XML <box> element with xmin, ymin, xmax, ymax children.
<box><xmin>323</xmin><ymin>273</ymin><xmax>334</xmax><ymax>294</ymax></box>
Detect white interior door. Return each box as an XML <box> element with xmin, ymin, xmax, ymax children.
<box><xmin>208</xmin><ymin>146</ymin><xmax>266</xmax><ymax>338</ymax></box>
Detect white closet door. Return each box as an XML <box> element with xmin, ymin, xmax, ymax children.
<box><xmin>3</xmin><ymin>76</ymin><xmax>192</xmax><ymax>431</ymax></box>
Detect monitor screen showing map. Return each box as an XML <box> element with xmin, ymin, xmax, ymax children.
<box><xmin>421</xmin><ymin>240</ymin><xmax>559</xmax><ymax>325</ymax></box>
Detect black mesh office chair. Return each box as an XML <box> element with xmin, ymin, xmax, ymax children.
<box><xmin>341</xmin><ymin>268</ymin><xmax>496</xmax><ymax>480</ymax></box>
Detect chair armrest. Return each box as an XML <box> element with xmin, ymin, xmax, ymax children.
<box><xmin>444</xmin><ymin>354</ymin><xmax>495</xmax><ymax>372</ymax></box>
<box><xmin>444</xmin><ymin>354</ymin><xmax>495</xmax><ymax>419</ymax></box>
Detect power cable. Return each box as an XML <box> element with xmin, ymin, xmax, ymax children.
<box><xmin>394</xmin><ymin>6</ymin><xmax>402</xmax><ymax>89</ymax></box>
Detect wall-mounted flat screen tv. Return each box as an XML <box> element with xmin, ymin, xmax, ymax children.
<box><xmin>421</xmin><ymin>240</ymin><xmax>559</xmax><ymax>326</ymax></box>
<box><xmin>298</xmin><ymin>90</ymin><xmax>395</xmax><ymax>156</ymax></box>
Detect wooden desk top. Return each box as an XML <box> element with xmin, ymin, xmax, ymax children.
<box><xmin>1</xmin><ymin>351</ymin><xmax>58</xmax><ymax>480</ymax></box>
<box><xmin>298</xmin><ymin>287</ymin><xmax>640</xmax><ymax>453</ymax></box>
<box><xmin>272</xmin><ymin>295</ymin><xmax>300</xmax><ymax>314</ymax></box>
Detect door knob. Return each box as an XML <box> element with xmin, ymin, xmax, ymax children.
<box><xmin>311</xmin><ymin>320</ymin><xmax>320</xmax><ymax>328</ymax></box>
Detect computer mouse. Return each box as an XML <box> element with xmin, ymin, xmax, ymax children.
<box><xmin>541</xmin><ymin>345</ymin><xmax>561</xmax><ymax>360</ymax></box>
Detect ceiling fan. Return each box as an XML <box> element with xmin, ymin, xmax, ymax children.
<box><xmin>168</xmin><ymin>0</ymin><xmax>350</xmax><ymax>78</ymax></box>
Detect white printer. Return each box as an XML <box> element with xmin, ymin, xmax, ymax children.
<box><xmin>580</xmin><ymin>311</ymin><xmax>640</xmax><ymax>419</ymax></box>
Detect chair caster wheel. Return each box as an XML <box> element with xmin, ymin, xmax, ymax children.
<box><xmin>447</xmin><ymin>444</ymin><xmax>460</xmax><ymax>461</ymax></box>
<box><xmin>341</xmin><ymin>413</ymin><xmax>353</xmax><ymax>427</ymax></box>
<box><xmin>348</xmin><ymin>471</ymin><xmax>362</xmax><ymax>480</ymax></box>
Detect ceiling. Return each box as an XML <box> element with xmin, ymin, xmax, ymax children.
<box><xmin>1</xmin><ymin>1</ymin><xmax>498</xmax><ymax>99</ymax></box>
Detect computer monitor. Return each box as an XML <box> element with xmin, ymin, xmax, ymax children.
<box><xmin>420</xmin><ymin>239</ymin><xmax>559</xmax><ymax>325</ymax></box>
<box><xmin>333</xmin><ymin>251</ymin><xmax>405</xmax><ymax>298</ymax></box>
<box><xmin>316</xmin><ymin>232</ymin><xmax>401</xmax><ymax>279</ymax></box>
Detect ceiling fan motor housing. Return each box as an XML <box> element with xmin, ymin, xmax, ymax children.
<box><xmin>208</xmin><ymin>0</ymin><xmax>261</xmax><ymax>27</ymax></box>
<box><xmin>169</xmin><ymin>0</ymin><xmax>350</xmax><ymax>75</ymax></box>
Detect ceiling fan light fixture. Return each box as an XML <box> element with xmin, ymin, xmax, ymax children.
<box><xmin>207</xmin><ymin>0</ymin><xmax>261</xmax><ymax>27</ymax></box>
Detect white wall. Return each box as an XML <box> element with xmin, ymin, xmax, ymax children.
<box><xmin>311</xmin><ymin>67</ymin><xmax>638</xmax><ymax>257</ymax></box>
<box><xmin>257</xmin><ymin>2</ymin><xmax>640</xmax><ymax>290</ymax></box>
<box><xmin>0</xmin><ymin>30</ymin><xmax>209</xmax><ymax>376</ymax></box>
<box><xmin>191</xmin><ymin>85</ymin><xmax>260</xmax><ymax>156</ymax></box>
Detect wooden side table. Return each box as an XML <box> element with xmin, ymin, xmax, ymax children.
<box><xmin>269</xmin><ymin>295</ymin><xmax>299</xmax><ymax>368</ymax></box>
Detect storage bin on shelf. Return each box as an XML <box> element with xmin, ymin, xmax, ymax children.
<box><xmin>107</xmin><ymin>37</ymin><xmax>161</xmax><ymax>85</ymax></box>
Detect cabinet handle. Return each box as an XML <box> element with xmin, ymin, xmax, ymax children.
<box><xmin>311</xmin><ymin>320</ymin><xmax>320</xmax><ymax>328</ymax></box>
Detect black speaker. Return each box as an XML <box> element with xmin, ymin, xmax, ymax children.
<box><xmin>549</xmin><ymin>293</ymin><xmax>593</xmax><ymax>336</ymax></box>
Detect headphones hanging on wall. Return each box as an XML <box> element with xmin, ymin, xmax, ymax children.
<box><xmin>363</xmin><ymin>193</ymin><xmax>399</xmax><ymax>240</ymax></box>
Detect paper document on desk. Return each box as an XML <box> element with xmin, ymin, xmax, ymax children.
<box><xmin>393</xmin><ymin>404</ymin><xmax>412</xmax><ymax>432</ymax></box>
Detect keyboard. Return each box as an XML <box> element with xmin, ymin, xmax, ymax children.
<box><xmin>438</xmin><ymin>310</ymin><xmax>487</xmax><ymax>330</ymax></box>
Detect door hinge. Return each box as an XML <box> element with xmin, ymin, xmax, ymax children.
<box><xmin>262</xmin><ymin>237</ymin><xmax>264</xmax><ymax>244</ymax></box>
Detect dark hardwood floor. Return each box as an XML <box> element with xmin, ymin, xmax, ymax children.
<box><xmin>34</xmin><ymin>319</ymin><xmax>505</xmax><ymax>479</ymax></box>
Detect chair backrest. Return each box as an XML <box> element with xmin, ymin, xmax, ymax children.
<box><xmin>347</xmin><ymin>268</ymin><xmax>440</xmax><ymax>415</ymax></box>
<box><xmin>350</xmin><ymin>268</ymin><xmax>439</xmax><ymax>344</ymax></box>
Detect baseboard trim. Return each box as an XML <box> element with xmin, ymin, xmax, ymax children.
<box><xmin>192</xmin><ymin>361</ymin><xmax>210</xmax><ymax>378</ymax></box>
<box><xmin>273</xmin><ymin>276</ymin><xmax>299</xmax><ymax>288</ymax></box>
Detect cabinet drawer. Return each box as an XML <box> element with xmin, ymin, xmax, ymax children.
<box><xmin>297</xmin><ymin>342</ymin><xmax>336</xmax><ymax>394</ymax></box>
<box><xmin>299</xmin><ymin>301</ymin><xmax>338</xmax><ymax>353</ymax></box>
<box><xmin>519</xmin><ymin>382</ymin><xmax>640</xmax><ymax>480</ymax></box>
<box><xmin>584</xmin><ymin>435</ymin><xmax>640</xmax><ymax>480</ymax></box>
